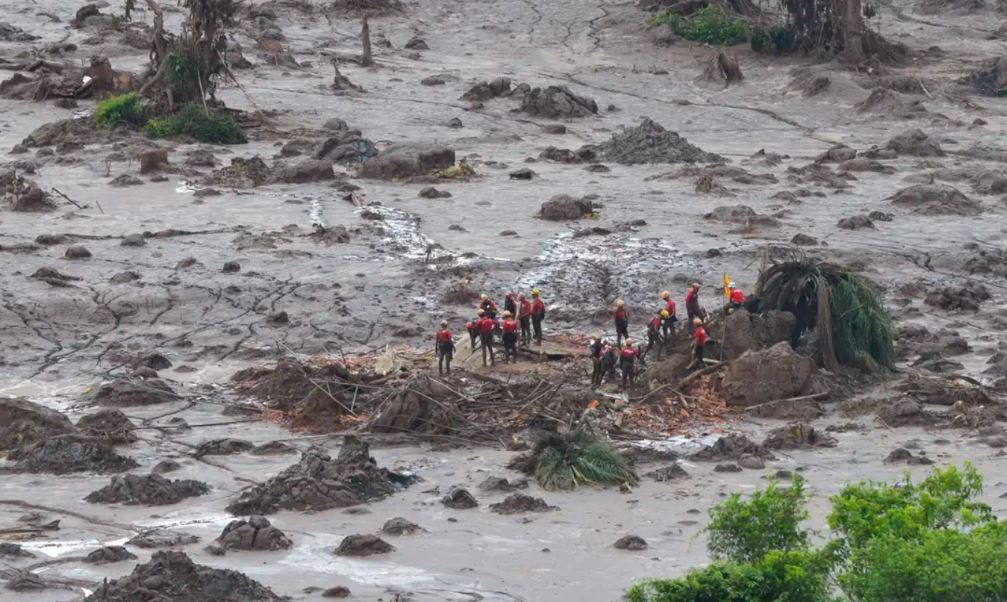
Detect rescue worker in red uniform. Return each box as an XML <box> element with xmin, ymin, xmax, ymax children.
<box><xmin>685</xmin><ymin>283</ymin><xmax>703</xmax><ymax>331</ymax></box>
<box><xmin>660</xmin><ymin>290</ymin><xmax>677</xmax><ymax>340</ymax></box>
<box><xmin>479</xmin><ymin>294</ymin><xmax>498</xmax><ymax>319</ymax></box>
<box><xmin>435</xmin><ymin>320</ymin><xmax>456</xmax><ymax>375</ymax></box>
<box><xmin>503</xmin><ymin>292</ymin><xmax>517</xmax><ymax>317</ymax></box>
<box><xmin>613</xmin><ymin>299</ymin><xmax>629</xmax><ymax>347</ymax></box>
<box><xmin>478</xmin><ymin>312</ymin><xmax>499</xmax><ymax>366</ymax></box>
<box><xmin>601</xmin><ymin>341</ymin><xmax>617</xmax><ymax>384</ymax></box>
<box><xmin>501</xmin><ymin>310</ymin><xmax>520</xmax><ymax>363</ymax></box>
<box><xmin>647</xmin><ymin>309</ymin><xmax>670</xmax><ymax>358</ymax></box>
<box><xmin>465</xmin><ymin>310</ymin><xmax>484</xmax><ymax>350</ymax></box>
<box><xmin>589</xmin><ymin>336</ymin><xmax>604</xmax><ymax>387</ymax></box>
<box><xmin>620</xmin><ymin>339</ymin><xmax>640</xmax><ymax>389</ymax></box>
<box><xmin>531</xmin><ymin>289</ymin><xmax>546</xmax><ymax>345</ymax></box>
<box><xmin>690</xmin><ymin>317</ymin><xmax>711</xmax><ymax>370</ymax></box>
<box><xmin>728</xmin><ymin>282</ymin><xmax>746</xmax><ymax>311</ymax></box>
<box><xmin>518</xmin><ymin>293</ymin><xmax>532</xmax><ymax>346</ymax></box>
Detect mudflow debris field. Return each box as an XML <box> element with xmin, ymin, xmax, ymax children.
<box><xmin>0</xmin><ymin>0</ymin><xmax>1006</xmax><ymax>600</ymax></box>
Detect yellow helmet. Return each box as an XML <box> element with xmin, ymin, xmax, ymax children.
<box><xmin>480</xmin><ymin>294</ymin><xmax>488</xmax><ymax>301</ymax></box>
<box><xmin>660</xmin><ymin>309</ymin><xmax>670</xmax><ymax>318</ymax></box>
<box><xmin>661</xmin><ymin>290</ymin><xmax>670</xmax><ymax>299</ymax></box>
<box><xmin>531</xmin><ymin>288</ymin><xmax>541</xmax><ymax>296</ymax></box>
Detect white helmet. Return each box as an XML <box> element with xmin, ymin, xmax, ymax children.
<box><xmin>728</xmin><ymin>282</ymin><xmax>736</xmax><ymax>289</ymax></box>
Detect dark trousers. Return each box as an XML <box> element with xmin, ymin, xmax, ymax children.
<box><xmin>647</xmin><ymin>330</ymin><xmax>664</xmax><ymax>358</ymax></box>
<box><xmin>437</xmin><ymin>343</ymin><xmax>453</xmax><ymax>374</ymax></box>
<box><xmin>615</xmin><ymin>318</ymin><xmax>629</xmax><ymax>346</ymax></box>
<box><xmin>480</xmin><ymin>333</ymin><xmax>495</xmax><ymax>366</ymax></box>
<box><xmin>468</xmin><ymin>331</ymin><xmax>478</xmax><ymax>350</ymax></box>
<box><xmin>690</xmin><ymin>344</ymin><xmax>705</xmax><ymax>370</ymax></box>
<box><xmin>620</xmin><ymin>358</ymin><xmax>635</xmax><ymax>388</ymax></box>
<box><xmin>520</xmin><ymin>317</ymin><xmax>531</xmax><ymax>346</ymax></box>
<box><xmin>532</xmin><ymin>315</ymin><xmax>543</xmax><ymax>344</ymax></box>
<box><xmin>591</xmin><ymin>358</ymin><xmax>603</xmax><ymax>386</ymax></box>
<box><xmin>603</xmin><ymin>360</ymin><xmax>616</xmax><ymax>383</ymax></box>
<box><xmin>503</xmin><ymin>332</ymin><xmax>518</xmax><ymax>362</ymax></box>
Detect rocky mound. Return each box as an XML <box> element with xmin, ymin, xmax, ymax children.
<box><xmin>520</xmin><ymin>85</ymin><xmax>597</xmax><ymax>118</ymax></box>
<box><xmin>442</xmin><ymin>488</ymin><xmax>479</xmax><ymax>509</ymax></box>
<box><xmin>885</xmin><ymin>128</ymin><xmax>943</xmax><ymax>157</ymax></box>
<box><xmin>645</xmin><ymin>463</ymin><xmax>689</xmax><ymax>481</ymax></box>
<box><xmin>762</xmin><ymin>423</ymin><xmax>837</xmax><ymax>450</ymax></box>
<box><xmin>539</xmin><ymin>194</ymin><xmax>598</xmax><ymax>220</ymax></box>
<box><xmin>461</xmin><ymin>77</ymin><xmax>513</xmax><ymax>101</ymax></box>
<box><xmin>76</xmin><ymin>409</ymin><xmax>137</xmax><ymax>444</ymax></box>
<box><xmin>489</xmin><ymin>493</ymin><xmax>557</xmax><ymax>515</ymax></box>
<box><xmin>90</xmin><ymin>379</ymin><xmax>181</xmax><ymax>406</ymax></box>
<box><xmin>83</xmin><ymin>550</ymin><xmax>283</xmax><ymax>601</ymax></box>
<box><xmin>335</xmin><ymin>534</ymin><xmax>394</xmax><ymax>556</ymax></box>
<box><xmin>7</xmin><ymin>434</ymin><xmax>138</xmax><ymax>474</ymax></box>
<box><xmin>84</xmin><ymin>546</ymin><xmax>137</xmax><ymax>564</ymax></box>
<box><xmin>226</xmin><ymin>436</ymin><xmax>415</xmax><ymax>515</ymax></box>
<box><xmin>126</xmin><ymin>528</ymin><xmax>200</xmax><ymax>549</ymax></box>
<box><xmin>704</xmin><ymin>205</ymin><xmax>779</xmax><ymax>227</ymax></box>
<box><xmin>381</xmin><ymin>517</ymin><xmax>425</xmax><ymax>535</ymax></box>
<box><xmin>85</xmin><ymin>474</ymin><xmax>209</xmax><ymax>505</ymax></box>
<box><xmin>195</xmin><ymin>438</ymin><xmax>255</xmax><ymax>457</ymax></box>
<box><xmin>478</xmin><ymin>477</ymin><xmax>529</xmax><ymax>492</ymax></box>
<box><xmin>924</xmin><ymin>282</ymin><xmax>991</xmax><ymax>311</ymax></box>
<box><xmin>205</xmin><ymin>157</ymin><xmax>271</xmax><ymax>188</ymax></box>
<box><xmin>2</xmin><ymin>170</ymin><xmax>56</xmax><ymax>212</ymax></box>
<box><xmin>855</xmin><ymin>88</ymin><xmax>928</xmax><ymax>117</ymax></box>
<box><xmin>594</xmin><ymin>118</ymin><xmax>722</xmax><ymax>165</ymax></box>
<box><xmin>718</xmin><ymin>342</ymin><xmax>816</xmax><ymax>408</ymax></box>
<box><xmin>690</xmin><ymin>434</ymin><xmax>775</xmax><ymax>461</ymax></box>
<box><xmin>889</xmin><ymin>184</ymin><xmax>981</xmax><ymax>216</ymax></box>
<box><xmin>358</xmin><ymin>144</ymin><xmax>456</xmax><ymax>180</ymax></box>
<box><xmin>0</xmin><ymin>397</ymin><xmax>75</xmax><ymax>451</ymax></box>
<box><xmin>217</xmin><ymin>516</ymin><xmax>292</xmax><ymax>551</ymax></box>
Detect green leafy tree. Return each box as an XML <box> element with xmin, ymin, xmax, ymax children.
<box><xmin>707</xmin><ymin>477</ymin><xmax>810</xmax><ymax>563</ymax></box>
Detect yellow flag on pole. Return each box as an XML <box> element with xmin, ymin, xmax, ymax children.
<box><xmin>723</xmin><ymin>273</ymin><xmax>731</xmax><ymax>298</ymax></box>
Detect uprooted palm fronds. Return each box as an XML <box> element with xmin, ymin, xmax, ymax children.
<box><xmin>509</xmin><ymin>421</ymin><xmax>638</xmax><ymax>491</ymax></box>
<box><xmin>755</xmin><ymin>249</ymin><xmax>894</xmax><ymax>373</ymax></box>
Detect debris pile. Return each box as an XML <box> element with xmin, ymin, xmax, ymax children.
<box><xmin>889</xmin><ymin>184</ymin><xmax>982</xmax><ymax>216</ymax></box>
<box><xmin>762</xmin><ymin>423</ymin><xmax>837</xmax><ymax>449</ymax></box>
<box><xmin>76</xmin><ymin>409</ymin><xmax>138</xmax><ymax>444</ymax></box>
<box><xmin>718</xmin><ymin>343</ymin><xmax>816</xmax><ymax>407</ymax></box>
<box><xmin>593</xmin><ymin>119</ymin><xmax>723</xmax><ymax>165</ymax></box>
<box><xmin>0</xmin><ymin>397</ymin><xmax>75</xmax><ymax>451</ymax></box>
<box><xmin>7</xmin><ymin>434</ymin><xmax>138</xmax><ymax>474</ymax></box>
<box><xmin>520</xmin><ymin>85</ymin><xmax>598</xmax><ymax>118</ymax></box>
<box><xmin>85</xmin><ymin>474</ymin><xmax>210</xmax><ymax>505</ymax></box>
<box><xmin>334</xmin><ymin>534</ymin><xmax>394</xmax><ymax>556</ymax></box>
<box><xmin>217</xmin><ymin>516</ymin><xmax>293</xmax><ymax>551</ymax></box>
<box><xmin>489</xmin><ymin>493</ymin><xmax>557</xmax><ymax>514</ymax></box>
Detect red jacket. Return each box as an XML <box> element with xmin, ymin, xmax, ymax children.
<box><xmin>649</xmin><ymin>317</ymin><xmax>662</xmax><ymax>332</ymax></box>
<box><xmin>519</xmin><ymin>299</ymin><xmax>532</xmax><ymax>318</ymax></box>
<box><xmin>620</xmin><ymin>347</ymin><xmax>639</xmax><ymax>360</ymax></box>
<box><xmin>614</xmin><ymin>307</ymin><xmax>628</xmax><ymax>321</ymax></box>
<box><xmin>479</xmin><ymin>317</ymin><xmax>497</xmax><ymax>335</ymax></box>
<box><xmin>694</xmin><ymin>326</ymin><xmax>709</xmax><ymax>346</ymax></box>
<box><xmin>730</xmin><ymin>289</ymin><xmax>745</xmax><ymax>305</ymax></box>
<box><xmin>665</xmin><ymin>299</ymin><xmax>677</xmax><ymax>316</ymax></box>
<box><xmin>502</xmin><ymin>319</ymin><xmax>519</xmax><ymax>334</ymax></box>
<box><xmin>436</xmin><ymin>329</ymin><xmax>452</xmax><ymax>343</ymax></box>
<box><xmin>532</xmin><ymin>299</ymin><xmax>545</xmax><ymax>318</ymax></box>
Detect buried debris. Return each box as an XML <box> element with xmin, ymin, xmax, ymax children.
<box><xmin>126</xmin><ymin>528</ymin><xmax>201</xmax><ymax>549</ymax></box>
<box><xmin>84</xmin><ymin>550</ymin><xmax>283</xmax><ymax>601</ymax></box>
<box><xmin>85</xmin><ymin>474</ymin><xmax>210</xmax><ymax>506</ymax></box>
<box><xmin>76</xmin><ymin>409</ymin><xmax>137</xmax><ymax>444</ymax></box>
<box><xmin>442</xmin><ymin>488</ymin><xmax>479</xmax><ymax>509</ymax></box>
<box><xmin>334</xmin><ymin>534</ymin><xmax>394</xmax><ymax>557</ymax></box>
<box><xmin>700</xmin><ymin>51</ymin><xmax>743</xmax><ymax>87</ymax></box>
<box><xmin>84</xmin><ymin>546</ymin><xmax>137</xmax><ymax>564</ymax></box>
<box><xmin>520</xmin><ymin>85</ymin><xmax>598</xmax><ymax>118</ymax></box>
<box><xmin>762</xmin><ymin>423</ymin><xmax>838</xmax><ymax>450</ymax></box>
<box><xmin>889</xmin><ymin>184</ymin><xmax>982</xmax><ymax>216</ymax></box>
<box><xmin>645</xmin><ymin>463</ymin><xmax>689</xmax><ymax>481</ymax></box>
<box><xmin>690</xmin><ymin>434</ymin><xmax>775</xmax><ymax>462</ymax></box>
<box><xmin>0</xmin><ymin>397</ymin><xmax>75</xmax><ymax>451</ymax></box>
<box><xmin>226</xmin><ymin>436</ymin><xmax>415</xmax><ymax>515</ymax></box>
<box><xmin>7</xmin><ymin>434</ymin><xmax>138</xmax><ymax>474</ymax></box>
<box><xmin>90</xmin><ymin>378</ymin><xmax>181</xmax><ymax>406</ymax></box>
<box><xmin>217</xmin><ymin>516</ymin><xmax>293</xmax><ymax>551</ymax></box>
<box><xmin>885</xmin><ymin>447</ymin><xmax>934</xmax><ymax>465</ymax></box>
<box><xmin>924</xmin><ymin>282</ymin><xmax>990</xmax><ymax>311</ymax></box>
<box><xmin>381</xmin><ymin>517</ymin><xmax>425</xmax><ymax>535</ymax></box>
<box><xmin>613</xmin><ymin>535</ymin><xmax>648</xmax><ymax>551</ymax></box>
<box><xmin>594</xmin><ymin>118</ymin><xmax>722</xmax><ymax>165</ymax></box>
<box><xmin>489</xmin><ymin>493</ymin><xmax>557</xmax><ymax>515</ymax></box>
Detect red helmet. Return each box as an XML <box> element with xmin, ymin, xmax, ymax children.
<box><xmin>505</xmin><ymin>292</ymin><xmax>513</xmax><ymax>298</ymax></box>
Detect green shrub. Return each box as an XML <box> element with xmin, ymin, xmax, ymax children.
<box><xmin>144</xmin><ymin>104</ymin><xmax>246</xmax><ymax>144</ymax></box>
<box><xmin>508</xmin><ymin>423</ymin><xmax>638</xmax><ymax>491</ymax></box>
<box><xmin>627</xmin><ymin>550</ymin><xmax>832</xmax><ymax>602</ymax></box>
<box><xmin>649</xmin><ymin>6</ymin><xmax>749</xmax><ymax>46</ymax></box>
<box><xmin>708</xmin><ymin>477</ymin><xmax>810</xmax><ymax>563</ymax></box>
<box><xmin>95</xmin><ymin>92</ymin><xmax>146</xmax><ymax>128</ymax></box>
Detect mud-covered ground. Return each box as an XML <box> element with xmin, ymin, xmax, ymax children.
<box><xmin>1</xmin><ymin>0</ymin><xmax>1006</xmax><ymax>599</ymax></box>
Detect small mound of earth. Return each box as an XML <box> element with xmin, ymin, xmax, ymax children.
<box><xmin>705</xmin><ymin>205</ymin><xmax>779</xmax><ymax>227</ymax></box>
<box><xmin>895</xmin><ymin>373</ymin><xmax>991</xmax><ymax>406</ymax></box>
<box><xmin>489</xmin><ymin>493</ymin><xmax>557</xmax><ymax>515</ymax></box>
<box><xmin>85</xmin><ymin>474</ymin><xmax>209</xmax><ymax>505</ymax></box>
<box><xmin>594</xmin><ymin>118</ymin><xmax>722</xmax><ymax>165</ymax></box>
<box><xmin>762</xmin><ymin>423</ymin><xmax>838</xmax><ymax>450</ymax></box>
<box><xmin>855</xmin><ymin>88</ymin><xmax>928</xmax><ymax>117</ymax></box>
<box><xmin>30</xmin><ymin>267</ymin><xmax>81</xmax><ymax>287</ymax></box>
<box><xmin>358</xmin><ymin>144</ymin><xmax>456</xmax><ymax>180</ymax></box>
<box><xmin>885</xmin><ymin>447</ymin><xmax>934</xmax><ymax>464</ymax></box>
<box><xmin>478</xmin><ymin>476</ymin><xmax>529</xmax><ymax>492</ymax></box>
<box><xmin>442</xmin><ymin>488</ymin><xmax>479</xmax><ymax>509</ymax></box>
<box><xmin>5</xmin><ymin>570</ymin><xmax>46</xmax><ymax>592</ymax></box>
<box><xmin>2</xmin><ymin>170</ymin><xmax>56</xmax><ymax>212</ymax></box>
<box><xmin>218</xmin><ymin>516</ymin><xmax>292</xmax><ymax>551</ymax></box>
<box><xmin>645</xmin><ymin>463</ymin><xmax>689</xmax><ymax>481</ymax></box>
<box><xmin>83</xmin><ymin>550</ymin><xmax>283</xmax><ymax>601</ymax></box>
<box><xmin>613</xmin><ymin>535</ymin><xmax>647</xmax><ymax>551</ymax></box>
<box><xmin>461</xmin><ymin>77</ymin><xmax>512</xmax><ymax>101</ymax></box>
<box><xmin>84</xmin><ymin>546</ymin><xmax>137</xmax><ymax>564</ymax></box>
<box><xmin>885</xmin><ymin>128</ymin><xmax>943</xmax><ymax>157</ymax></box>
<box><xmin>539</xmin><ymin>146</ymin><xmax>597</xmax><ymax>163</ymax></box>
<box><xmin>334</xmin><ymin>534</ymin><xmax>394</xmax><ymax>557</ymax></box>
<box><xmin>889</xmin><ymin>184</ymin><xmax>981</xmax><ymax>216</ymax></box>
<box><xmin>195</xmin><ymin>438</ymin><xmax>255</xmax><ymax>457</ymax></box>
<box><xmin>690</xmin><ymin>434</ymin><xmax>775</xmax><ymax>461</ymax></box>
<box><xmin>0</xmin><ymin>542</ymin><xmax>35</xmax><ymax>558</ymax></box>
<box><xmin>7</xmin><ymin>434</ymin><xmax>138</xmax><ymax>474</ymax></box>
<box><xmin>539</xmin><ymin>194</ymin><xmax>598</xmax><ymax>220</ymax></box>
<box><xmin>90</xmin><ymin>378</ymin><xmax>180</xmax><ymax>406</ymax></box>
<box><xmin>76</xmin><ymin>409</ymin><xmax>137</xmax><ymax>444</ymax></box>
<box><xmin>0</xmin><ymin>397</ymin><xmax>75</xmax><ymax>451</ymax></box>
<box><xmin>924</xmin><ymin>282</ymin><xmax>990</xmax><ymax>311</ymax></box>
<box><xmin>205</xmin><ymin>157</ymin><xmax>271</xmax><ymax>189</ymax></box>
<box><xmin>381</xmin><ymin>517</ymin><xmax>425</xmax><ymax>535</ymax></box>
<box><xmin>226</xmin><ymin>436</ymin><xmax>415</xmax><ymax>515</ymax></box>
<box><xmin>251</xmin><ymin>441</ymin><xmax>297</xmax><ymax>455</ymax></box>
<box><xmin>838</xmin><ymin>215</ymin><xmax>875</xmax><ymax>230</ymax></box>
<box><xmin>520</xmin><ymin>85</ymin><xmax>598</xmax><ymax>118</ymax></box>
<box><xmin>125</xmin><ymin>528</ymin><xmax>201</xmax><ymax>549</ymax></box>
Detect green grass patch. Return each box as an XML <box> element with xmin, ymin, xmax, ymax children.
<box><xmin>144</xmin><ymin>104</ymin><xmax>247</xmax><ymax>144</ymax></box>
<box><xmin>649</xmin><ymin>5</ymin><xmax>749</xmax><ymax>46</ymax></box>
<box><xmin>95</xmin><ymin>92</ymin><xmax>146</xmax><ymax>128</ymax></box>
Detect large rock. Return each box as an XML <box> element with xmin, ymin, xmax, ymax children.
<box><xmin>717</xmin><ymin>309</ymin><xmax>795</xmax><ymax>361</ymax></box>
<box><xmin>0</xmin><ymin>397</ymin><xmax>75</xmax><ymax>451</ymax></box>
<box><xmin>719</xmin><ymin>342</ymin><xmax>815</xmax><ymax>408</ymax></box>
<box><xmin>313</xmin><ymin>130</ymin><xmax>375</xmax><ymax>164</ymax></box>
<box><xmin>690</xmin><ymin>434</ymin><xmax>775</xmax><ymax>461</ymax></box>
<box><xmin>334</xmin><ymin>534</ymin><xmax>393</xmax><ymax>557</ymax></box>
<box><xmin>83</xmin><ymin>550</ymin><xmax>283</xmax><ymax>601</ymax></box>
<box><xmin>889</xmin><ymin>184</ymin><xmax>981</xmax><ymax>216</ymax></box>
<box><xmin>358</xmin><ymin>144</ymin><xmax>455</xmax><ymax>180</ymax></box>
<box><xmin>85</xmin><ymin>474</ymin><xmax>209</xmax><ymax>505</ymax></box>
<box><xmin>539</xmin><ymin>194</ymin><xmax>597</xmax><ymax>220</ymax></box>
<box><xmin>217</xmin><ymin>516</ymin><xmax>292</xmax><ymax>551</ymax></box>
<box><xmin>7</xmin><ymin>434</ymin><xmax>138</xmax><ymax>474</ymax></box>
<box><xmin>489</xmin><ymin>493</ymin><xmax>557</xmax><ymax>515</ymax></box>
<box><xmin>125</xmin><ymin>529</ymin><xmax>200</xmax><ymax>549</ymax></box>
<box><xmin>884</xmin><ymin>129</ymin><xmax>943</xmax><ymax>157</ymax></box>
<box><xmin>76</xmin><ymin>409</ymin><xmax>137</xmax><ymax>444</ymax></box>
<box><xmin>520</xmin><ymin>85</ymin><xmax>598</xmax><ymax>118</ymax></box>
<box><xmin>90</xmin><ymin>379</ymin><xmax>181</xmax><ymax>406</ymax></box>
<box><xmin>226</xmin><ymin>436</ymin><xmax>415</xmax><ymax>515</ymax></box>
<box><xmin>762</xmin><ymin>423</ymin><xmax>837</xmax><ymax>450</ymax></box>
<box><xmin>84</xmin><ymin>546</ymin><xmax>137</xmax><ymax>564</ymax></box>
<box><xmin>268</xmin><ymin>159</ymin><xmax>334</xmax><ymax>183</ymax></box>
<box><xmin>461</xmin><ymin>77</ymin><xmax>512</xmax><ymax>101</ymax></box>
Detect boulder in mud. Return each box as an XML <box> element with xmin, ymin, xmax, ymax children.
<box><xmin>0</xmin><ymin>542</ymin><xmax>35</xmax><ymax>558</ymax></box>
<box><xmin>22</xmin><ymin>118</ymin><xmax>99</xmax><ymax>148</ymax></box>
<box><xmin>226</xmin><ymin>437</ymin><xmax>415</xmax><ymax>515</ymax></box>
<box><xmin>76</xmin><ymin>409</ymin><xmax>137</xmax><ymax>444</ymax></box>
<box><xmin>195</xmin><ymin>438</ymin><xmax>255</xmax><ymax>457</ymax></box>
<box><xmin>85</xmin><ymin>474</ymin><xmax>209</xmax><ymax>505</ymax></box>
<box><xmin>206</xmin><ymin>156</ymin><xmax>271</xmax><ymax>188</ymax></box>
<box><xmin>716</xmin><ymin>309</ymin><xmax>795</xmax><ymax>361</ymax></box>
<box><xmin>704</xmin><ymin>205</ymin><xmax>779</xmax><ymax>227</ymax></box>
<box><xmin>520</xmin><ymin>85</ymin><xmax>598</xmax><ymax>118</ymax></box>
<box><xmin>838</xmin><ymin>215</ymin><xmax>875</xmax><ymax>230</ymax></box>
<box><xmin>855</xmin><ymin>89</ymin><xmax>928</xmax><ymax>117</ymax></box>
<box><xmin>442</xmin><ymin>488</ymin><xmax>479</xmax><ymax>509</ymax></box>
<box><xmin>139</xmin><ymin>149</ymin><xmax>169</xmax><ymax>174</ymax></box>
<box><xmin>613</xmin><ymin>535</ymin><xmax>647</xmax><ymax>551</ymax></box>
<box><xmin>924</xmin><ymin>282</ymin><xmax>990</xmax><ymax>311</ymax></box>
<box><xmin>269</xmin><ymin>159</ymin><xmax>335</xmax><ymax>184</ymax></box>
<box><xmin>595</xmin><ymin>118</ymin><xmax>722</xmax><ymax>165</ymax></box>
<box><xmin>323</xmin><ymin>586</ymin><xmax>352</xmax><ymax>598</ymax></box>
<box><xmin>478</xmin><ymin>476</ymin><xmax>529</xmax><ymax>492</ymax></box>
<box><xmin>489</xmin><ymin>493</ymin><xmax>557</xmax><ymax>515</ymax></box>
<box><xmin>64</xmin><ymin>244</ymin><xmax>92</xmax><ymax>259</ymax></box>
<box><xmin>791</xmin><ymin>233</ymin><xmax>818</xmax><ymax>246</ymax></box>
<box><xmin>251</xmin><ymin>441</ymin><xmax>297</xmax><ymax>455</ymax></box>
<box><xmin>125</xmin><ymin>528</ymin><xmax>201</xmax><ymax>549</ymax></box>
<box><xmin>381</xmin><ymin>517</ymin><xmax>425</xmax><ymax>535</ymax></box>
<box><xmin>719</xmin><ymin>343</ymin><xmax>816</xmax><ymax>408</ymax></box>
<box><xmin>418</xmin><ymin>186</ymin><xmax>451</xmax><ymax>199</ymax></box>
<box><xmin>334</xmin><ymin>534</ymin><xmax>393</xmax><ymax>557</ymax></box>
<box><xmin>5</xmin><ymin>570</ymin><xmax>47</xmax><ymax>592</ymax></box>
<box><xmin>0</xmin><ymin>397</ymin><xmax>75</xmax><ymax>451</ymax></box>
<box><xmin>83</xmin><ymin>550</ymin><xmax>283</xmax><ymax>601</ymax></box>
<box><xmin>358</xmin><ymin>144</ymin><xmax>455</xmax><ymax>180</ymax></box>
<box><xmin>762</xmin><ymin>423</ymin><xmax>837</xmax><ymax>450</ymax></box>
<box><xmin>84</xmin><ymin>546</ymin><xmax>137</xmax><ymax>564</ymax></box>
<box><xmin>885</xmin><ymin>447</ymin><xmax>933</xmax><ymax>465</ymax></box>
<box><xmin>7</xmin><ymin>434</ymin><xmax>138</xmax><ymax>474</ymax></box>
<box><xmin>218</xmin><ymin>516</ymin><xmax>293</xmax><ymax>551</ymax></box>
<box><xmin>889</xmin><ymin>184</ymin><xmax>981</xmax><ymax>216</ymax></box>
<box><xmin>539</xmin><ymin>145</ymin><xmax>597</xmax><ymax>163</ymax></box>
<box><xmin>690</xmin><ymin>434</ymin><xmax>775</xmax><ymax>461</ymax></box>
<box><xmin>877</xmin><ymin>399</ymin><xmax>936</xmax><ymax>427</ymax></box>
<box><xmin>885</xmin><ymin>129</ymin><xmax>943</xmax><ymax>157</ymax></box>
<box><xmin>539</xmin><ymin>194</ymin><xmax>597</xmax><ymax>220</ymax></box>
<box><xmin>645</xmin><ymin>463</ymin><xmax>689</xmax><ymax>481</ymax></box>
<box><xmin>461</xmin><ymin>77</ymin><xmax>512</xmax><ymax>101</ymax></box>
<box><xmin>90</xmin><ymin>378</ymin><xmax>180</xmax><ymax>406</ymax></box>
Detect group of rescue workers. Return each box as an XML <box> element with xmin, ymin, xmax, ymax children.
<box><xmin>434</xmin><ymin>281</ymin><xmax>748</xmax><ymax>389</ymax></box>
